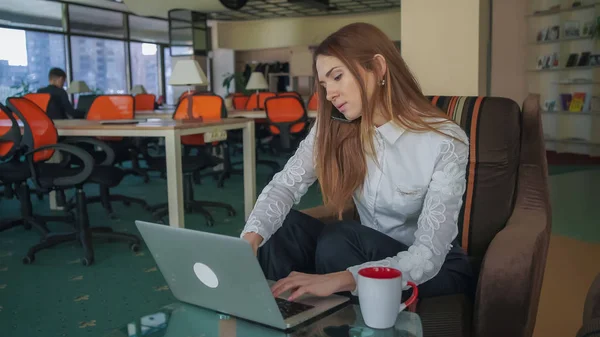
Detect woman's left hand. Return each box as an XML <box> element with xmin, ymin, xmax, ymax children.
<box><xmin>271</xmin><ymin>271</ymin><xmax>356</xmax><ymax>302</ymax></box>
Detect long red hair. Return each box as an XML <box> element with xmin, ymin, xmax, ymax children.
<box><xmin>312</xmin><ymin>22</ymin><xmax>456</xmax><ymax>217</ymax></box>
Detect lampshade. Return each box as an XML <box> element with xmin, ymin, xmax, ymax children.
<box><xmin>67</xmin><ymin>81</ymin><xmax>90</xmax><ymax>94</ymax></box>
<box><xmin>131</xmin><ymin>85</ymin><xmax>147</xmax><ymax>95</ymax></box>
<box><xmin>245</xmin><ymin>72</ymin><xmax>268</xmax><ymax>91</ymax></box>
<box><xmin>169</xmin><ymin>59</ymin><xmax>208</xmax><ymax>86</ymax></box>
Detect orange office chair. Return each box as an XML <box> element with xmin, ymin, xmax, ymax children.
<box><xmin>80</xmin><ymin>95</ymin><xmax>150</xmax><ymax>217</ymax></box>
<box><xmin>145</xmin><ymin>93</ymin><xmax>236</xmax><ymax>227</ymax></box>
<box><xmin>264</xmin><ymin>96</ymin><xmax>309</xmax><ymax>151</ymax></box>
<box><xmin>134</xmin><ymin>94</ymin><xmax>156</xmax><ymax>111</ymax></box>
<box><xmin>0</xmin><ymin>101</ymin><xmax>72</xmax><ymax>236</ymax></box>
<box><xmin>24</xmin><ymin>93</ymin><xmax>64</xmax><ymax>120</ymax></box>
<box><xmin>232</xmin><ymin>94</ymin><xmax>249</xmax><ymax>110</ymax></box>
<box><xmin>245</xmin><ymin>92</ymin><xmax>276</xmax><ymax>110</ymax></box>
<box><xmin>277</xmin><ymin>91</ymin><xmax>302</xmax><ymax>98</ymax></box>
<box><xmin>7</xmin><ymin>97</ymin><xmax>141</xmax><ymax>266</ymax></box>
<box><xmin>85</xmin><ymin>95</ymin><xmax>148</xmax><ymax>180</ymax></box>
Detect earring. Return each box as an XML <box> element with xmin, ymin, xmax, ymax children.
<box><xmin>380</xmin><ymin>79</ymin><xmax>386</xmax><ymax>86</ymax></box>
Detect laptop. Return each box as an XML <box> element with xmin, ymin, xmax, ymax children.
<box><xmin>135</xmin><ymin>221</ymin><xmax>350</xmax><ymax>330</ymax></box>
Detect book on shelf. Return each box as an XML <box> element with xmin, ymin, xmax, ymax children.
<box><xmin>569</xmin><ymin>92</ymin><xmax>587</xmax><ymax>112</ymax></box>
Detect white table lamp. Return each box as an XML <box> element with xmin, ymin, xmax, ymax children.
<box><xmin>131</xmin><ymin>85</ymin><xmax>147</xmax><ymax>95</ymax></box>
<box><xmin>245</xmin><ymin>72</ymin><xmax>268</xmax><ymax>110</ymax></box>
<box><xmin>169</xmin><ymin>59</ymin><xmax>208</xmax><ymax>119</ymax></box>
<box><xmin>67</xmin><ymin>81</ymin><xmax>91</xmax><ymax>94</ymax></box>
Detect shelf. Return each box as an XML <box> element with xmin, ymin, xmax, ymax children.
<box><xmin>528</xmin><ymin>65</ymin><xmax>600</xmax><ymax>72</ymax></box>
<box><xmin>545</xmin><ymin>138</ymin><xmax>600</xmax><ymax>146</ymax></box>
<box><xmin>552</xmin><ymin>81</ymin><xmax>600</xmax><ymax>85</ymax></box>
<box><xmin>543</xmin><ymin>110</ymin><xmax>600</xmax><ymax>114</ymax></box>
<box><xmin>527</xmin><ymin>3</ymin><xmax>597</xmax><ymax>17</ymax></box>
<box><xmin>531</xmin><ymin>36</ymin><xmax>595</xmax><ymax>45</ymax></box>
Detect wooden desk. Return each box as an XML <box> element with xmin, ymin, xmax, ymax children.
<box><xmin>39</xmin><ymin>119</ymin><xmax>256</xmax><ymax>228</ymax></box>
<box><xmin>135</xmin><ymin>110</ymin><xmax>174</xmax><ymax>120</ymax></box>
<box><xmin>228</xmin><ymin>109</ymin><xmax>317</xmax><ymax>119</ymax></box>
<box><xmin>135</xmin><ymin>109</ymin><xmax>318</xmax><ymax>120</ymax></box>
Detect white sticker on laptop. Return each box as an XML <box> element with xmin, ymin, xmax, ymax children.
<box><xmin>193</xmin><ymin>262</ymin><xmax>219</xmax><ymax>288</ymax></box>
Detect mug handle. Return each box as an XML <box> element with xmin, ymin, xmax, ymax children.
<box><xmin>399</xmin><ymin>281</ymin><xmax>418</xmax><ymax>313</ymax></box>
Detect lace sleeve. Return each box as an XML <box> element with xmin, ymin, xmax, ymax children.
<box><xmin>240</xmin><ymin>125</ymin><xmax>318</xmax><ymax>246</ymax></box>
<box><xmin>346</xmin><ymin>126</ymin><xmax>469</xmax><ymax>294</ymax></box>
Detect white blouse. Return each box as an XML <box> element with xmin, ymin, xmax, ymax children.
<box><xmin>241</xmin><ymin>119</ymin><xmax>469</xmax><ymax>294</ymax></box>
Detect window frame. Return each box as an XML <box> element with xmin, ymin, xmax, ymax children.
<box><xmin>0</xmin><ymin>1</ymin><xmax>170</xmax><ymax>101</ymax></box>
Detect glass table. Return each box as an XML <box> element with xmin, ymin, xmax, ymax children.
<box><xmin>103</xmin><ymin>302</ymin><xmax>422</xmax><ymax>337</ymax></box>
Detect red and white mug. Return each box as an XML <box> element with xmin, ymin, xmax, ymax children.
<box><xmin>357</xmin><ymin>267</ymin><xmax>418</xmax><ymax>329</ymax></box>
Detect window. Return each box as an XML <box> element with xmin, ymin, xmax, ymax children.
<box><xmin>129</xmin><ymin>16</ymin><xmax>169</xmax><ymax>44</ymax></box>
<box><xmin>0</xmin><ymin>28</ymin><xmax>66</xmax><ymax>103</ymax></box>
<box><xmin>71</xmin><ymin>36</ymin><xmax>126</xmax><ymax>94</ymax></box>
<box><xmin>130</xmin><ymin>42</ymin><xmax>159</xmax><ymax>96</ymax></box>
<box><xmin>0</xmin><ymin>0</ymin><xmax>63</xmax><ymax>31</ymax></box>
<box><xmin>163</xmin><ymin>47</ymin><xmax>174</xmax><ymax>105</ymax></box>
<box><xmin>69</xmin><ymin>5</ymin><xmax>125</xmax><ymax>38</ymax></box>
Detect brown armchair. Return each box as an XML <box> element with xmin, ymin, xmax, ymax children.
<box><xmin>301</xmin><ymin>94</ymin><xmax>552</xmax><ymax>337</ymax></box>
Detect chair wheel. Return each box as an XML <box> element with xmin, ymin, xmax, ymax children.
<box><xmin>123</xmin><ymin>200</ymin><xmax>131</xmax><ymax>206</ymax></box>
<box><xmin>81</xmin><ymin>257</ymin><xmax>94</xmax><ymax>266</ymax></box>
<box><xmin>206</xmin><ymin>220</ymin><xmax>214</xmax><ymax>227</ymax></box>
<box><xmin>130</xmin><ymin>243</ymin><xmax>140</xmax><ymax>252</ymax></box>
<box><xmin>228</xmin><ymin>209</ymin><xmax>236</xmax><ymax>216</ymax></box>
<box><xmin>22</xmin><ymin>255</ymin><xmax>34</xmax><ymax>264</ymax></box>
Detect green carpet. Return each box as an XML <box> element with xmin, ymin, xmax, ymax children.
<box><xmin>0</xmin><ymin>161</ymin><xmax>598</xmax><ymax>337</ymax></box>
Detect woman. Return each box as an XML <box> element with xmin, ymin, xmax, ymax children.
<box><xmin>241</xmin><ymin>22</ymin><xmax>473</xmax><ymax>302</ymax></box>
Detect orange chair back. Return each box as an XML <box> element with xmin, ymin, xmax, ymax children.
<box><xmin>278</xmin><ymin>92</ymin><xmax>301</xmax><ymax>98</ymax></box>
<box><xmin>264</xmin><ymin>96</ymin><xmax>307</xmax><ymax>135</ymax></box>
<box><xmin>86</xmin><ymin>95</ymin><xmax>134</xmax><ymax>141</ymax></box>
<box><xmin>173</xmin><ymin>94</ymin><xmax>225</xmax><ymax>146</ymax></box>
<box><xmin>245</xmin><ymin>92</ymin><xmax>276</xmax><ymax>110</ymax></box>
<box><xmin>24</xmin><ymin>93</ymin><xmax>51</xmax><ymax>111</ymax></box>
<box><xmin>307</xmin><ymin>92</ymin><xmax>318</xmax><ymax>111</ymax></box>
<box><xmin>232</xmin><ymin>95</ymin><xmax>249</xmax><ymax>110</ymax></box>
<box><xmin>86</xmin><ymin>95</ymin><xmax>134</xmax><ymax>120</ymax></box>
<box><xmin>178</xmin><ymin>90</ymin><xmax>196</xmax><ymax>103</ymax></box>
<box><xmin>134</xmin><ymin>94</ymin><xmax>156</xmax><ymax>111</ymax></box>
<box><xmin>0</xmin><ymin>103</ymin><xmax>21</xmax><ymax>159</ymax></box>
<box><xmin>7</xmin><ymin>97</ymin><xmax>58</xmax><ymax>163</ymax></box>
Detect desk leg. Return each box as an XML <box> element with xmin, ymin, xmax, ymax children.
<box><xmin>164</xmin><ymin>131</ymin><xmax>184</xmax><ymax>228</ymax></box>
<box><xmin>243</xmin><ymin>121</ymin><xmax>256</xmax><ymax>220</ymax></box>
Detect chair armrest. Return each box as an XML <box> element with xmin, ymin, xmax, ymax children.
<box><xmin>300</xmin><ymin>199</ymin><xmax>357</xmax><ymax>224</ymax></box>
<box><xmin>473</xmin><ymin>167</ymin><xmax>551</xmax><ymax>337</ymax></box>
<box><xmin>25</xmin><ymin>143</ymin><xmax>95</xmax><ymax>188</ymax></box>
<box><xmin>61</xmin><ymin>137</ymin><xmax>115</xmax><ymax>166</ymax></box>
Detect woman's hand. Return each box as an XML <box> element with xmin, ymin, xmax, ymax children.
<box><xmin>271</xmin><ymin>271</ymin><xmax>356</xmax><ymax>302</ymax></box>
<box><xmin>242</xmin><ymin>232</ymin><xmax>263</xmax><ymax>256</ymax></box>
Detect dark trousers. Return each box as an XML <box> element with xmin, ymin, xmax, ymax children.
<box><xmin>258</xmin><ymin>209</ymin><xmax>474</xmax><ymax>299</ymax></box>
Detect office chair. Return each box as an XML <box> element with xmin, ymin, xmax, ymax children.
<box><xmin>277</xmin><ymin>91</ymin><xmax>302</xmax><ymax>98</ymax></box>
<box><xmin>0</xmin><ymin>102</ymin><xmax>70</xmax><ymax>236</ymax></box>
<box><xmin>79</xmin><ymin>95</ymin><xmax>150</xmax><ymax>218</ymax></box>
<box><xmin>264</xmin><ymin>96</ymin><xmax>309</xmax><ymax>153</ymax></box>
<box><xmin>144</xmin><ymin>94</ymin><xmax>236</xmax><ymax>227</ymax></box>
<box><xmin>134</xmin><ymin>94</ymin><xmax>156</xmax><ymax>111</ymax></box>
<box><xmin>7</xmin><ymin>97</ymin><xmax>141</xmax><ymax>266</ymax></box>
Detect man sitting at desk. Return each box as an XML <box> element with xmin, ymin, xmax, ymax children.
<box><xmin>37</xmin><ymin>68</ymin><xmax>85</xmax><ymax>119</ymax></box>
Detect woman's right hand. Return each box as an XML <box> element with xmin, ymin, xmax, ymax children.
<box><xmin>242</xmin><ymin>232</ymin><xmax>263</xmax><ymax>256</ymax></box>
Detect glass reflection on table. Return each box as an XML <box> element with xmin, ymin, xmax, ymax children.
<box><xmin>103</xmin><ymin>302</ymin><xmax>422</xmax><ymax>337</ymax></box>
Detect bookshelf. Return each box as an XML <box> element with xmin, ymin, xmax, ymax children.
<box><xmin>526</xmin><ymin>0</ymin><xmax>600</xmax><ymax>155</ymax></box>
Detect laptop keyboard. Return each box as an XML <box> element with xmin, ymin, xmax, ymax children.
<box><xmin>275</xmin><ymin>297</ymin><xmax>314</xmax><ymax>319</ymax></box>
